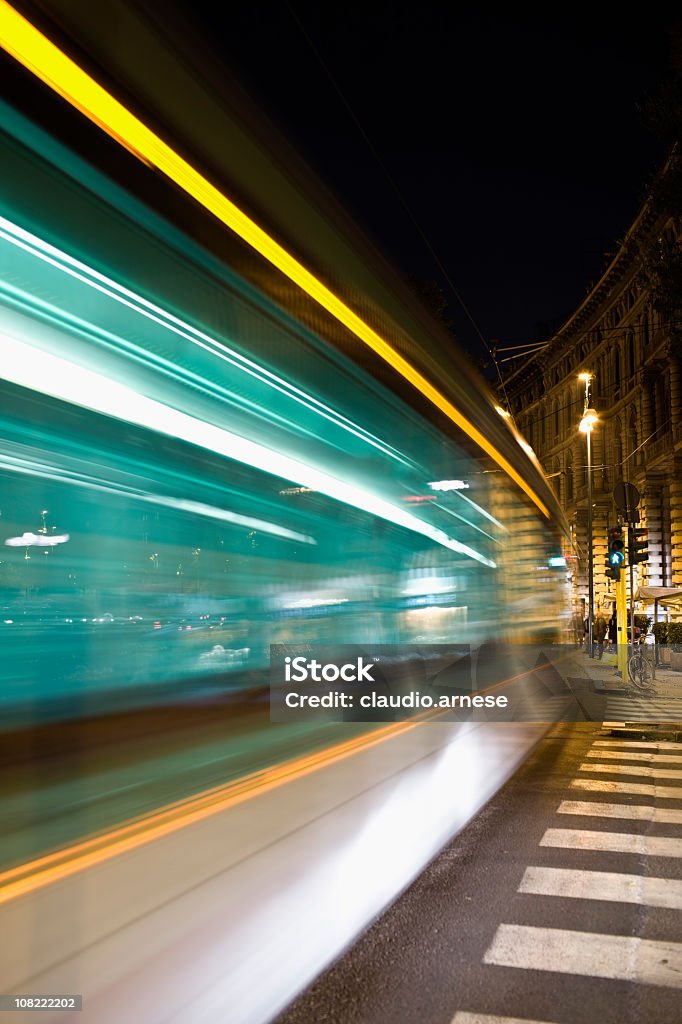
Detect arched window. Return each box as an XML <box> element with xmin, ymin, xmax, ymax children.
<box><xmin>613</xmin><ymin>417</ymin><xmax>622</xmax><ymax>477</ymax></box>
<box><xmin>614</xmin><ymin>346</ymin><xmax>622</xmax><ymax>397</ymax></box>
<box><xmin>565</xmin><ymin>452</ymin><xmax>573</xmax><ymax>501</ymax></box>
<box><xmin>628</xmin><ymin>331</ymin><xmax>636</xmax><ymax>378</ymax></box>
<box><xmin>629</xmin><ymin>406</ymin><xmax>638</xmax><ymax>465</ymax></box>
<box><xmin>554</xmin><ymin>399</ymin><xmax>560</xmax><ymax>436</ymax></box>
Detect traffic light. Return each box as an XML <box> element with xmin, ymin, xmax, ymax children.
<box><xmin>629</xmin><ymin>526</ymin><xmax>648</xmax><ymax>565</ymax></box>
<box><xmin>606</xmin><ymin>525</ymin><xmax>625</xmax><ymax>581</ymax></box>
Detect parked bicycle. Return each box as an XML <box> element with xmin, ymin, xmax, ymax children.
<box><xmin>628</xmin><ymin>649</ymin><xmax>655</xmax><ymax>693</ymax></box>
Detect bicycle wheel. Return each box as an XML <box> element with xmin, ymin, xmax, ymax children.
<box><xmin>628</xmin><ymin>653</ymin><xmax>655</xmax><ymax>692</ymax></box>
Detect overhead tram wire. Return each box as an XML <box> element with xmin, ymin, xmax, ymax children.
<box><xmin>0</xmin><ymin>1</ymin><xmax>550</xmax><ymax>519</ymax></box>
<box><xmin>284</xmin><ymin>3</ymin><xmax>515</xmax><ymax>417</ymax></box>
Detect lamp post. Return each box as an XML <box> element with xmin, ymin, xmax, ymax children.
<box><xmin>578</xmin><ymin>373</ymin><xmax>598</xmax><ymax>657</ymax></box>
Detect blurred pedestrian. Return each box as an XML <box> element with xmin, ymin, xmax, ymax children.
<box><xmin>594</xmin><ymin>611</ymin><xmax>607</xmax><ymax>659</ymax></box>
<box><xmin>608</xmin><ymin>612</ymin><xmax>617</xmax><ymax>649</ymax></box>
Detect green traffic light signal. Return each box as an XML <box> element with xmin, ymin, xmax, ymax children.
<box><xmin>608</xmin><ymin>526</ymin><xmax>625</xmax><ymax>567</ymax></box>
<box><xmin>605</xmin><ymin>525</ymin><xmax>624</xmax><ymax>581</ymax></box>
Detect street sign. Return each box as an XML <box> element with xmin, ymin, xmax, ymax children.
<box><xmin>613</xmin><ymin>481</ymin><xmax>640</xmax><ymax>522</ymax></box>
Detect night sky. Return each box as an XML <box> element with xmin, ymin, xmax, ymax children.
<box><xmin>175</xmin><ymin>4</ymin><xmax>676</xmax><ymax>363</ymax></box>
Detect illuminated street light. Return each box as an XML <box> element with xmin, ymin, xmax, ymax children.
<box><xmin>579</xmin><ymin>408</ymin><xmax>598</xmax><ymax>433</ymax></box>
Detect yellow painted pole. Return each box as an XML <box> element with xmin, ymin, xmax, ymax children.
<box><xmin>616</xmin><ymin>571</ymin><xmax>628</xmax><ymax>684</ymax></box>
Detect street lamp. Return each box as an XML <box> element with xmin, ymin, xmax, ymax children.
<box><xmin>578</xmin><ymin>373</ymin><xmax>598</xmax><ymax>656</ymax></box>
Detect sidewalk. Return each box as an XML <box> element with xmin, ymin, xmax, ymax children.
<box><xmin>575</xmin><ymin>649</ymin><xmax>682</xmax><ymax>695</ymax></box>
<box><xmin>570</xmin><ymin>649</ymin><xmax>682</xmax><ymax>739</ymax></box>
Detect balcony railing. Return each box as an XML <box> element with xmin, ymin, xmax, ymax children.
<box><xmin>647</xmin><ymin>431</ymin><xmax>673</xmax><ymax>463</ymax></box>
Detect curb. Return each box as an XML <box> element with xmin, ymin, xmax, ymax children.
<box><xmin>603</xmin><ymin>725</ymin><xmax>682</xmax><ymax>742</ymax></box>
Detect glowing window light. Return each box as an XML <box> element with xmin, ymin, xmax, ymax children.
<box><xmin>0</xmin><ymin>326</ymin><xmax>496</xmax><ymax>567</ymax></box>
<box><xmin>401</xmin><ymin>576</ymin><xmax>452</xmax><ymax>596</ymax></box>
<box><xmin>0</xmin><ymin>2</ymin><xmax>549</xmax><ymax>520</ymax></box>
<box><xmin>427</xmin><ymin>480</ymin><xmax>469</xmax><ymax>491</ymax></box>
<box><xmin>4</xmin><ymin>531</ymin><xmax>69</xmax><ymax>547</ymax></box>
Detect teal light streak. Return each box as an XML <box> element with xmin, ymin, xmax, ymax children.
<box><xmin>0</xmin><ymin>323</ymin><xmax>497</xmax><ymax>567</ymax></box>
<box><xmin>0</xmin><ymin>449</ymin><xmax>317</xmax><ymax>544</ymax></box>
<box><xmin>0</xmin><ymin>280</ymin><xmax>341</xmax><ymax>449</ymax></box>
<box><xmin>453</xmin><ymin>487</ymin><xmax>505</xmax><ymax>529</ymax></box>
<box><xmin>433</xmin><ymin>503</ymin><xmax>499</xmax><ymax>544</ymax></box>
<box><xmin>0</xmin><ymin>215</ymin><xmax>412</xmax><ymax>467</ymax></box>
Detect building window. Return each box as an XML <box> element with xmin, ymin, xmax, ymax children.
<box><xmin>613</xmin><ymin>417</ymin><xmax>622</xmax><ymax>479</ymax></box>
<box><xmin>629</xmin><ymin>407</ymin><xmax>639</xmax><ymax>465</ymax></box>
<box><xmin>565</xmin><ymin>454</ymin><xmax>573</xmax><ymax>501</ymax></box>
<box><xmin>628</xmin><ymin>331</ymin><xmax>636</xmax><ymax>379</ymax></box>
<box><xmin>654</xmin><ymin>372</ymin><xmax>670</xmax><ymax>437</ymax></box>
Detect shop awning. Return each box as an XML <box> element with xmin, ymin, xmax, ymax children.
<box><xmin>635</xmin><ymin>586</ymin><xmax>682</xmax><ymax>608</ymax></box>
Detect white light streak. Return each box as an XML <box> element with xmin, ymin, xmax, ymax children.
<box><xmin>0</xmin><ymin>325</ymin><xmax>496</xmax><ymax>567</ymax></box>
<box><xmin>0</xmin><ymin>216</ymin><xmax>412</xmax><ymax>466</ymax></box>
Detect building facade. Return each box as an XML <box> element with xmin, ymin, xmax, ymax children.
<box><xmin>502</xmin><ymin>157</ymin><xmax>682</xmax><ymax>618</ymax></box>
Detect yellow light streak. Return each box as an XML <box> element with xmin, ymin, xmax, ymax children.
<box><xmin>0</xmin><ymin>1</ymin><xmax>549</xmax><ymax>518</ymax></box>
<box><xmin>0</xmin><ymin>722</ymin><xmax>417</xmax><ymax>905</ymax></box>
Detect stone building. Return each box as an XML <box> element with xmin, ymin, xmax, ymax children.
<box><xmin>502</xmin><ymin>156</ymin><xmax>681</xmax><ymax>616</ymax></box>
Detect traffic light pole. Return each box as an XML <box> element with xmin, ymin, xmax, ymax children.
<box><xmin>616</xmin><ymin>570</ymin><xmax>627</xmax><ymax>683</ymax></box>
<box><xmin>629</xmin><ymin>554</ymin><xmax>635</xmax><ymax>649</ymax></box>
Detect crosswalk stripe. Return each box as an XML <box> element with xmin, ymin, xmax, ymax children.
<box><xmin>483</xmin><ymin>924</ymin><xmax>682</xmax><ymax>988</ymax></box>
<box><xmin>605</xmin><ymin>699</ymin><xmax>682</xmax><ymax>706</ymax></box>
<box><xmin>451</xmin><ymin>1014</ymin><xmax>555</xmax><ymax>1024</ymax></box>
<box><xmin>604</xmin><ymin>706</ymin><xmax>682</xmax><ymax>714</ymax></box>
<box><xmin>557</xmin><ymin>800</ymin><xmax>682</xmax><ymax>824</ymax></box>
<box><xmin>571</xmin><ymin>779</ymin><xmax>682</xmax><ymax>800</ymax></box>
<box><xmin>602</xmin><ymin>700</ymin><xmax>679</xmax><ymax>708</ymax></box>
<box><xmin>539</xmin><ymin>827</ymin><xmax>682</xmax><ymax>858</ymax></box>
<box><xmin>605</xmin><ymin>705</ymin><xmax>682</xmax><ymax>719</ymax></box>
<box><xmin>519</xmin><ymin>866</ymin><xmax>682</xmax><ymax>910</ymax></box>
<box><xmin>586</xmin><ymin>750</ymin><xmax>682</xmax><ymax>764</ymax></box>
<box><xmin>593</xmin><ymin>740</ymin><xmax>682</xmax><ymax>750</ymax></box>
<box><xmin>579</xmin><ymin>762</ymin><xmax>682</xmax><ymax>780</ymax></box>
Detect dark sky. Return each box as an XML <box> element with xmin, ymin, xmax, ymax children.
<box><xmin>175</xmin><ymin>4</ymin><xmax>676</xmax><ymax>363</ymax></box>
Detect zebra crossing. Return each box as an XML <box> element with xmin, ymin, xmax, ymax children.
<box><xmin>603</xmin><ymin>694</ymin><xmax>682</xmax><ymax>721</ymax></box>
<box><xmin>450</xmin><ymin>734</ymin><xmax>682</xmax><ymax>1024</ymax></box>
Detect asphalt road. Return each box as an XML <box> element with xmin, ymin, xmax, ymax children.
<box><xmin>275</xmin><ymin>722</ymin><xmax>682</xmax><ymax>1024</ymax></box>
